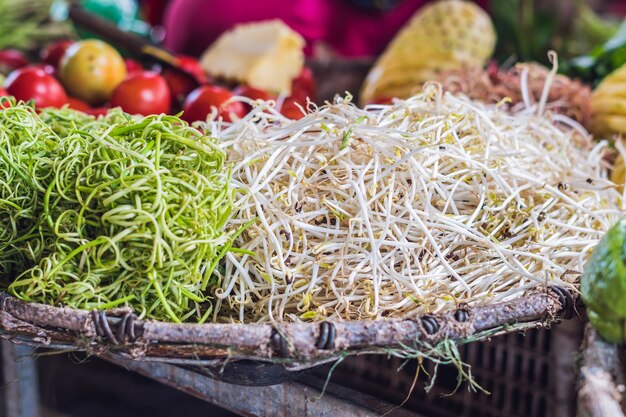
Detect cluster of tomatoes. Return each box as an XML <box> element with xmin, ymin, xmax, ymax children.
<box><xmin>0</xmin><ymin>39</ymin><xmax>315</xmax><ymax>122</ymax></box>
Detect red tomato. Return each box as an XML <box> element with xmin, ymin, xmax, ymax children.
<box><xmin>66</xmin><ymin>97</ymin><xmax>91</xmax><ymax>112</ymax></box>
<box><xmin>85</xmin><ymin>106</ymin><xmax>109</xmax><ymax>117</ymax></box>
<box><xmin>177</xmin><ymin>56</ymin><xmax>206</xmax><ymax>83</ymax></box>
<box><xmin>366</xmin><ymin>97</ymin><xmax>394</xmax><ymax>105</ymax></box>
<box><xmin>124</xmin><ymin>58</ymin><xmax>143</xmax><ymax>75</ymax></box>
<box><xmin>291</xmin><ymin>67</ymin><xmax>316</xmax><ymax>102</ymax></box>
<box><xmin>233</xmin><ymin>85</ymin><xmax>274</xmax><ymax>101</ymax></box>
<box><xmin>110</xmin><ymin>71</ymin><xmax>171</xmax><ymax>116</ymax></box>
<box><xmin>280</xmin><ymin>97</ymin><xmax>306</xmax><ymax>120</ymax></box>
<box><xmin>0</xmin><ymin>50</ymin><xmax>29</xmax><ymax>74</ymax></box>
<box><xmin>162</xmin><ymin>56</ymin><xmax>208</xmax><ymax>104</ymax></box>
<box><xmin>4</xmin><ymin>66</ymin><xmax>67</xmax><ymax>108</ymax></box>
<box><xmin>183</xmin><ymin>85</ymin><xmax>245</xmax><ymax>123</ymax></box>
<box><xmin>40</xmin><ymin>40</ymin><xmax>74</xmax><ymax>68</ymax></box>
<box><xmin>233</xmin><ymin>85</ymin><xmax>275</xmax><ymax>112</ymax></box>
<box><xmin>33</xmin><ymin>63</ymin><xmax>56</xmax><ymax>76</ymax></box>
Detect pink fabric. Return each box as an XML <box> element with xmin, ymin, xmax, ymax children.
<box><xmin>324</xmin><ymin>0</ymin><xmax>426</xmax><ymax>57</ymax></box>
<box><xmin>163</xmin><ymin>0</ymin><xmax>489</xmax><ymax>58</ymax></box>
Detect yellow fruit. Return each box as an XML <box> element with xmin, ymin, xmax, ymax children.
<box><xmin>59</xmin><ymin>40</ymin><xmax>126</xmax><ymax>105</ymax></box>
<box><xmin>593</xmin><ymin>81</ymin><xmax>626</xmax><ymax>100</ymax></box>
<box><xmin>367</xmin><ymin>65</ymin><xmax>450</xmax><ymax>87</ymax></box>
<box><xmin>369</xmin><ymin>84</ymin><xmax>422</xmax><ymax>102</ymax></box>
<box><xmin>361</xmin><ymin>67</ymin><xmax>441</xmax><ymax>102</ymax></box>
<box><xmin>200</xmin><ymin>20</ymin><xmax>304</xmax><ymax>95</ymax></box>
<box><xmin>360</xmin><ymin>0</ymin><xmax>496</xmax><ymax>105</ymax></box>
<box><xmin>590</xmin><ymin>64</ymin><xmax>626</xmax><ymax>138</ymax></box>
<box><xmin>590</xmin><ymin>115</ymin><xmax>626</xmax><ymax>139</ymax></box>
<box><xmin>590</xmin><ymin>98</ymin><xmax>626</xmax><ymax>115</ymax></box>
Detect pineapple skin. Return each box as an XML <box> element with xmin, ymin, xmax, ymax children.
<box><xmin>360</xmin><ymin>0</ymin><xmax>496</xmax><ymax>105</ymax></box>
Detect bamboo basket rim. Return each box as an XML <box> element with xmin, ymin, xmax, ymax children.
<box><xmin>0</xmin><ymin>286</ymin><xmax>576</xmax><ymax>370</ymax></box>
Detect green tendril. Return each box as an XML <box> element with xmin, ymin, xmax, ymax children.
<box><xmin>1</xmin><ymin>105</ymin><xmax>236</xmax><ymax>322</ymax></box>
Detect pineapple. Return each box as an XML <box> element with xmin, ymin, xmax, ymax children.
<box><xmin>360</xmin><ymin>0</ymin><xmax>496</xmax><ymax>105</ymax></box>
<box><xmin>200</xmin><ymin>20</ymin><xmax>305</xmax><ymax>94</ymax></box>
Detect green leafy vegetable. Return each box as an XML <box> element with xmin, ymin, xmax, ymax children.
<box><xmin>0</xmin><ymin>103</ymin><xmax>235</xmax><ymax>322</ymax></box>
<box><xmin>492</xmin><ymin>0</ymin><xmax>621</xmax><ymax>74</ymax></box>
<box><xmin>563</xmin><ymin>16</ymin><xmax>626</xmax><ymax>84</ymax></box>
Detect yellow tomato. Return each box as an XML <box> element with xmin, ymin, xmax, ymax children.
<box><xmin>59</xmin><ymin>40</ymin><xmax>126</xmax><ymax>105</ymax></box>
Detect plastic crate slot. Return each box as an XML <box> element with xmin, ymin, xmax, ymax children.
<box><xmin>527</xmin><ymin>357</ymin><xmax>536</xmax><ymax>381</ymax></box>
<box><xmin>540</xmin><ymin>362</ymin><xmax>549</xmax><ymax>387</ymax></box>
<box><xmin>535</xmin><ymin>397</ymin><xmax>548</xmax><ymax>417</ymax></box>
<box><xmin>510</xmin><ymin>387</ymin><xmax>521</xmax><ymax>412</ymax></box>
<box><xmin>513</xmin><ymin>353</ymin><xmax>523</xmax><ymax>379</ymax></box>
<box><xmin>476</xmin><ymin>343</ymin><xmax>485</xmax><ymax>367</ymax></box>
<box><xmin>541</xmin><ymin>330</ymin><xmax>551</xmax><ymax>352</ymax></box>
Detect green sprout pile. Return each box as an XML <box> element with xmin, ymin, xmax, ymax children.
<box><xmin>0</xmin><ymin>103</ymin><xmax>235</xmax><ymax>322</ymax></box>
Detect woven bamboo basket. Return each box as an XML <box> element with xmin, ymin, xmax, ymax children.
<box><xmin>0</xmin><ymin>285</ymin><xmax>575</xmax><ymax>386</ymax></box>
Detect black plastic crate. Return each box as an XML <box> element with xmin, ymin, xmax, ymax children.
<box><xmin>319</xmin><ymin>318</ymin><xmax>582</xmax><ymax>417</ymax></box>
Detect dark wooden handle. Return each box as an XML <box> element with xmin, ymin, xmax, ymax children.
<box><xmin>67</xmin><ymin>4</ymin><xmax>199</xmax><ymax>86</ymax></box>
<box><xmin>68</xmin><ymin>4</ymin><xmax>147</xmax><ymax>55</ymax></box>
<box><xmin>67</xmin><ymin>3</ymin><xmax>178</xmax><ymax>67</ymax></box>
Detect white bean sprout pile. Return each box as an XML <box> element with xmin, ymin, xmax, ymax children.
<box><xmin>209</xmin><ymin>83</ymin><xmax>622</xmax><ymax>324</ymax></box>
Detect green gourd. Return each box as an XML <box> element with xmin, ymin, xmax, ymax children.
<box><xmin>582</xmin><ymin>217</ymin><xmax>626</xmax><ymax>343</ymax></box>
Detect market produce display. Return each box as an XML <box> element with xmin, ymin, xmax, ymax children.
<box><xmin>0</xmin><ymin>1</ymin><xmax>623</xmax><ymax>344</ymax></box>
<box><xmin>6</xmin><ymin>7</ymin><xmax>626</xmax><ymax>417</ymax></box>
<box><xmin>211</xmin><ymin>84</ymin><xmax>621</xmax><ymax>323</ymax></box>
<box><xmin>1</xmin><ymin>104</ymin><xmax>236</xmax><ymax>322</ymax></box>
<box><xmin>360</xmin><ymin>0</ymin><xmax>496</xmax><ymax>104</ymax></box>
<box><xmin>0</xmin><ymin>35</ymin><xmax>313</xmax><ymax>122</ymax></box>
<box><xmin>0</xmin><ymin>74</ymin><xmax>618</xmax><ymax>325</ymax></box>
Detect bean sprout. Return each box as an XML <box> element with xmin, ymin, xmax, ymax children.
<box><xmin>213</xmin><ymin>84</ymin><xmax>622</xmax><ymax>323</ymax></box>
